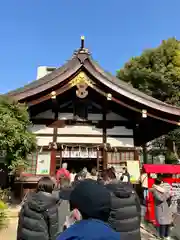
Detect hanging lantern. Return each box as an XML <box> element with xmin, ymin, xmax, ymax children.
<box><xmin>53</xmin><ymin>142</ymin><xmax>57</xmax><ymax>149</ymax></box>
<box><xmin>51</xmin><ymin>91</ymin><xmax>56</xmax><ymax>99</ymax></box>
<box><xmin>142</xmin><ymin>109</ymin><xmax>147</xmax><ymax>118</ymax></box>
<box><xmin>107</xmin><ymin>93</ymin><xmax>112</xmax><ymax>101</ymax></box>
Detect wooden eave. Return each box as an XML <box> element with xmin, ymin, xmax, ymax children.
<box><xmin>7</xmin><ymin>48</ymin><xmax>180</xmax><ymax>118</ymax></box>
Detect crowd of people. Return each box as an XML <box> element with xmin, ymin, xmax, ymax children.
<box><xmin>16</xmin><ymin>163</ymin><xmax>178</xmax><ymax>240</ymax></box>
<box><xmin>16</xmin><ymin>164</ymin><xmax>141</xmax><ymax>240</ymax></box>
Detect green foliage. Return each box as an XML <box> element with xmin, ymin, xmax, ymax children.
<box><xmin>0</xmin><ymin>190</ymin><xmax>8</xmax><ymax>229</ymax></box>
<box><xmin>0</xmin><ymin>96</ymin><xmax>37</xmax><ymax>171</ymax></box>
<box><xmin>0</xmin><ymin>200</ymin><xmax>8</xmax><ymax>229</ymax></box>
<box><xmin>117</xmin><ymin>38</ymin><xmax>180</xmax><ymax>162</ymax></box>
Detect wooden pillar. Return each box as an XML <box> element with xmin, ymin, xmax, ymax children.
<box><xmin>59</xmin><ymin>148</ymin><xmax>63</xmax><ymax>168</ymax></box>
<box><xmin>50</xmin><ymin>111</ymin><xmax>58</xmax><ymax>176</ymax></box>
<box><xmin>102</xmin><ymin>102</ymin><xmax>107</xmax><ymax>170</ymax></box>
<box><xmin>97</xmin><ymin>150</ymin><xmax>100</xmax><ymax>172</ymax></box>
<box><xmin>134</xmin><ymin>148</ymin><xmax>139</xmax><ymax>161</ymax></box>
<box><xmin>50</xmin><ymin>149</ymin><xmax>56</xmax><ymax>176</ymax></box>
<box><xmin>142</xmin><ymin>143</ymin><xmax>148</xmax><ymax>164</ymax></box>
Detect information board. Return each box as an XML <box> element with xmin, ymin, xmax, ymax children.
<box><xmin>171</xmin><ymin>182</ymin><xmax>180</xmax><ymax>212</ymax></box>
<box><xmin>36</xmin><ymin>152</ymin><xmax>51</xmax><ymax>175</ymax></box>
<box><xmin>126</xmin><ymin>160</ymin><xmax>140</xmax><ymax>183</ymax></box>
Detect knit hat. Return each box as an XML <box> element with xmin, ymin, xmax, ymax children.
<box><xmin>70</xmin><ymin>179</ymin><xmax>111</xmax><ymax>222</ymax></box>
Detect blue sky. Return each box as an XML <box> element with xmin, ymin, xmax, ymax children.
<box><xmin>1</xmin><ymin>0</ymin><xmax>180</xmax><ymax>93</ymax></box>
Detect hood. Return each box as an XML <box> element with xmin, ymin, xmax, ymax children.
<box><xmin>28</xmin><ymin>191</ymin><xmax>56</xmax><ymax>212</ymax></box>
<box><xmin>106</xmin><ymin>181</ymin><xmax>133</xmax><ymax>198</ymax></box>
<box><xmin>57</xmin><ymin>219</ymin><xmax>119</xmax><ymax>240</ymax></box>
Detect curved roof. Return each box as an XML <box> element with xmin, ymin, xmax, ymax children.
<box><xmin>7</xmin><ymin>47</ymin><xmax>180</xmax><ymax>117</ymax></box>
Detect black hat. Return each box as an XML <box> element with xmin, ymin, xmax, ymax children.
<box><xmin>70</xmin><ymin>179</ymin><xmax>111</xmax><ymax>222</ymax></box>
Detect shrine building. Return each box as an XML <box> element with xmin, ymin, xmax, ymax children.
<box><xmin>7</xmin><ymin>37</ymin><xmax>180</xmax><ymax>180</ymax></box>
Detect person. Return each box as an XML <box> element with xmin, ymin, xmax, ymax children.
<box><xmin>140</xmin><ymin>170</ymin><xmax>148</xmax><ymax>203</ymax></box>
<box><xmin>73</xmin><ymin>169</ymin><xmax>87</xmax><ymax>184</ymax></box>
<box><xmin>17</xmin><ymin>176</ymin><xmax>58</xmax><ymax>240</ymax></box>
<box><xmin>89</xmin><ymin>167</ymin><xmax>98</xmax><ymax>180</ymax></box>
<box><xmin>81</xmin><ymin>167</ymin><xmax>91</xmax><ymax>179</ymax></box>
<box><xmin>120</xmin><ymin>167</ymin><xmax>130</xmax><ymax>183</ymax></box>
<box><xmin>102</xmin><ymin>168</ymin><xmax>141</xmax><ymax>240</ymax></box>
<box><xmin>70</xmin><ymin>169</ymin><xmax>76</xmax><ymax>183</ymax></box>
<box><xmin>56</xmin><ymin>179</ymin><xmax>120</xmax><ymax>240</ymax></box>
<box><xmin>52</xmin><ymin>174</ymin><xmax>72</xmax><ymax>234</ymax></box>
<box><xmin>56</xmin><ymin>163</ymin><xmax>70</xmax><ymax>183</ymax></box>
<box><xmin>150</xmin><ymin>178</ymin><xmax>172</xmax><ymax>239</ymax></box>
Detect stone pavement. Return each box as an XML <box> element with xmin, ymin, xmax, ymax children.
<box><xmin>0</xmin><ymin>218</ymin><xmax>18</xmax><ymax>240</ymax></box>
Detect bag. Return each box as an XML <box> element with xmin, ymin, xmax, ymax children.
<box><xmin>63</xmin><ymin>209</ymin><xmax>82</xmax><ymax>230</ymax></box>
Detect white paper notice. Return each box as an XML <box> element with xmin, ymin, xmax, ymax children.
<box><xmin>36</xmin><ymin>152</ymin><xmax>51</xmax><ymax>175</ymax></box>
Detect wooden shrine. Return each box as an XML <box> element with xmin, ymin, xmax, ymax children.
<box><xmin>7</xmin><ymin>37</ymin><xmax>180</xmax><ymax>189</ymax></box>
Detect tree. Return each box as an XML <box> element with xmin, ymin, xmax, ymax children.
<box><xmin>0</xmin><ymin>96</ymin><xmax>37</xmax><ymax>171</ymax></box>
<box><xmin>117</xmin><ymin>38</ymin><xmax>180</xmax><ymax>162</ymax></box>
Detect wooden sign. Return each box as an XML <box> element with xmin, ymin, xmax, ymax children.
<box><xmin>62</xmin><ymin>149</ymin><xmax>97</xmax><ymax>159</ymax></box>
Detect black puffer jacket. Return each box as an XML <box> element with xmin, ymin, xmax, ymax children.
<box><xmin>106</xmin><ymin>182</ymin><xmax>141</xmax><ymax>240</ymax></box>
<box><xmin>17</xmin><ymin>191</ymin><xmax>58</xmax><ymax>240</ymax></box>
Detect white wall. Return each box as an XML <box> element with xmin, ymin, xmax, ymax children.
<box><xmin>56</xmin><ymin>136</ymin><xmax>133</xmax><ymax>147</ymax></box>
<box><xmin>31</xmin><ymin>124</ymin><xmax>134</xmax><ymax>147</ymax></box>
<box><xmin>57</xmin><ymin>137</ymin><xmax>103</xmax><ymax>144</ymax></box>
<box><xmin>107</xmin><ymin>137</ymin><xmax>134</xmax><ymax>147</ymax></box>
<box><xmin>33</xmin><ymin>111</ymin><xmax>128</xmax><ymax>121</ymax></box>
<box><xmin>36</xmin><ymin>136</ymin><xmax>53</xmax><ymax>146</ymax></box>
<box><xmin>57</xmin><ymin>126</ymin><xmax>102</xmax><ymax>135</ymax></box>
<box><xmin>30</xmin><ymin>125</ymin><xmax>53</xmax><ymax>134</ymax></box>
<box><xmin>33</xmin><ymin>110</ymin><xmax>54</xmax><ymax>119</ymax></box>
<box><xmin>107</xmin><ymin>126</ymin><xmax>133</xmax><ymax>136</ymax></box>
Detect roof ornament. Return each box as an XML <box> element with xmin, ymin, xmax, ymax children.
<box><xmin>81</xmin><ymin>36</ymin><xmax>85</xmax><ymax>49</ymax></box>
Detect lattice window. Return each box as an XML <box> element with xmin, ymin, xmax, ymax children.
<box><xmin>25</xmin><ymin>152</ymin><xmax>37</xmax><ymax>174</ymax></box>
<box><xmin>107</xmin><ymin>151</ymin><xmax>135</xmax><ymax>164</ymax></box>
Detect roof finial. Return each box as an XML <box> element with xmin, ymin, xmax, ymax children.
<box><xmin>81</xmin><ymin>36</ymin><xmax>85</xmax><ymax>49</ymax></box>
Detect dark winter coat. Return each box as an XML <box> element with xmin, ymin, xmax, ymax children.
<box><xmin>106</xmin><ymin>181</ymin><xmax>141</xmax><ymax>240</ymax></box>
<box><xmin>17</xmin><ymin>191</ymin><xmax>58</xmax><ymax>240</ymax></box>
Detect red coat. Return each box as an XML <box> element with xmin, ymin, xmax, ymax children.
<box><xmin>56</xmin><ymin>168</ymin><xmax>70</xmax><ymax>182</ymax></box>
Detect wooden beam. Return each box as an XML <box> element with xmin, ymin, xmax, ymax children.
<box><xmin>35</xmin><ymin>133</ymin><xmax>134</xmax><ymax>138</ymax></box>
<box><xmin>31</xmin><ymin>118</ymin><xmax>134</xmax><ymax>128</ymax></box>
<box><xmin>102</xmin><ymin>101</ymin><xmax>107</xmax><ymax>170</ymax></box>
<box><xmin>50</xmin><ymin>111</ymin><xmax>58</xmax><ymax>176</ymax></box>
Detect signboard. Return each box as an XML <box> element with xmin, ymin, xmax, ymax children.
<box><xmin>171</xmin><ymin>182</ymin><xmax>180</xmax><ymax>212</ymax></box>
<box><xmin>62</xmin><ymin>149</ymin><xmax>97</xmax><ymax>158</ymax></box>
<box><xmin>36</xmin><ymin>152</ymin><xmax>51</xmax><ymax>175</ymax></box>
<box><xmin>126</xmin><ymin>160</ymin><xmax>140</xmax><ymax>183</ymax></box>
